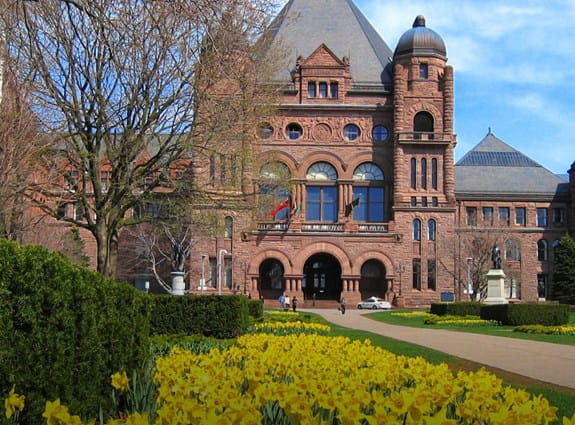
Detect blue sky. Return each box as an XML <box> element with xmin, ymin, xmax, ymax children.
<box><xmin>354</xmin><ymin>0</ymin><xmax>575</xmax><ymax>175</ymax></box>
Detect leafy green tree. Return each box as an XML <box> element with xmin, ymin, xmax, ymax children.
<box><xmin>552</xmin><ymin>234</ymin><xmax>575</xmax><ymax>304</ymax></box>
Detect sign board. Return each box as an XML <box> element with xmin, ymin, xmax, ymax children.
<box><xmin>440</xmin><ymin>291</ymin><xmax>454</xmax><ymax>302</ymax></box>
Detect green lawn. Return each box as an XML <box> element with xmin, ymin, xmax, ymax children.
<box><xmin>302</xmin><ymin>312</ymin><xmax>575</xmax><ymax>423</ymax></box>
<box><xmin>365</xmin><ymin>310</ymin><xmax>575</xmax><ymax>346</ymax></box>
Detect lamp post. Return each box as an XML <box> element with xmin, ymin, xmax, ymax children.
<box><xmin>466</xmin><ymin>257</ymin><xmax>473</xmax><ymax>300</ymax></box>
<box><xmin>144</xmin><ymin>280</ymin><xmax>149</xmax><ymax>294</ymax></box>
<box><xmin>394</xmin><ymin>263</ymin><xmax>405</xmax><ymax>296</ymax></box>
<box><xmin>218</xmin><ymin>249</ymin><xmax>228</xmax><ymax>295</ymax></box>
<box><xmin>200</xmin><ymin>254</ymin><xmax>207</xmax><ymax>294</ymax></box>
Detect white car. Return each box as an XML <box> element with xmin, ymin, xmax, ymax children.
<box><xmin>356</xmin><ymin>296</ymin><xmax>392</xmax><ymax>310</ymax></box>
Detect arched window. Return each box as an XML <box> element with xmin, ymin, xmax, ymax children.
<box><xmin>537</xmin><ymin>239</ymin><xmax>548</xmax><ymax>261</ymax></box>
<box><xmin>260</xmin><ymin>162</ymin><xmax>291</xmax><ymax>220</ymax></box>
<box><xmin>410</xmin><ymin>158</ymin><xmax>417</xmax><ymax>189</ymax></box>
<box><xmin>428</xmin><ymin>219</ymin><xmax>436</xmax><ymax>241</ymax></box>
<box><xmin>421</xmin><ymin>158</ymin><xmax>427</xmax><ymax>189</ymax></box>
<box><xmin>413</xmin><ymin>219</ymin><xmax>421</xmax><ymax>241</ymax></box>
<box><xmin>306</xmin><ymin>162</ymin><xmax>338</xmax><ymax>222</ymax></box>
<box><xmin>224</xmin><ymin>216</ymin><xmax>233</xmax><ymax>238</ymax></box>
<box><xmin>259</xmin><ymin>259</ymin><xmax>284</xmax><ymax>290</ymax></box>
<box><xmin>414</xmin><ymin>111</ymin><xmax>434</xmax><ymax>139</ymax></box>
<box><xmin>505</xmin><ymin>238</ymin><xmax>521</xmax><ymax>261</ymax></box>
<box><xmin>352</xmin><ymin>163</ymin><xmax>384</xmax><ymax>222</ymax></box>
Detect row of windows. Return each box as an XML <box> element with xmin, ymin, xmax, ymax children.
<box><xmin>263</xmin><ymin>161</ymin><xmax>386</xmax><ymax>223</ymax></box>
<box><xmin>412</xmin><ymin>258</ymin><xmax>436</xmax><ymax>290</ymax></box>
<box><xmin>411</xmin><ymin>196</ymin><xmax>439</xmax><ymax>207</ymax></box>
<box><xmin>258</xmin><ymin>122</ymin><xmax>389</xmax><ymax>142</ymax></box>
<box><xmin>466</xmin><ymin>206</ymin><xmax>565</xmax><ymax>227</ymax></box>
<box><xmin>209</xmin><ymin>153</ymin><xmax>238</xmax><ymax>186</ymax></box>
<box><xmin>412</xmin><ymin>219</ymin><xmax>436</xmax><ymax>241</ymax></box>
<box><xmin>307</xmin><ymin>81</ymin><xmax>339</xmax><ymax>99</ymax></box>
<box><xmin>410</xmin><ymin>157</ymin><xmax>439</xmax><ymax>190</ymax></box>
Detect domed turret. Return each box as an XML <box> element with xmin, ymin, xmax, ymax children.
<box><xmin>394</xmin><ymin>15</ymin><xmax>446</xmax><ymax>59</ymax></box>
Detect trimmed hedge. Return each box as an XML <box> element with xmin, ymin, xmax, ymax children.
<box><xmin>150</xmin><ymin>294</ymin><xmax>250</xmax><ymax>338</ymax></box>
<box><xmin>247</xmin><ymin>299</ymin><xmax>264</xmax><ymax>319</ymax></box>
<box><xmin>480</xmin><ymin>303</ymin><xmax>570</xmax><ymax>326</ymax></box>
<box><xmin>0</xmin><ymin>239</ymin><xmax>152</xmax><ymax>424</ymax></box>
<box><xmin>430</xmin><ymin>302</ymin><xmax>482</xmax><ymax>317</ymax></box>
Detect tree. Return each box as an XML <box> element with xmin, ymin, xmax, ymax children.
<box><xmin>3</xmin><ymin>0</ymin><xmax>277</xmax><ymax>276</ymax></box>
<box><xmin>0</xmin><ymin>52</ymin><xmax>46</xmax><ymax>241</ymax></box>
<box><xmin>438</xmin><ymin>228</ymin><xmax>508</xmax><ymax>301</ymax></box>
<box><xmin>552</xmin><ymin>234</ymin><xmax>575</xmax><ymax>304</ymax></box>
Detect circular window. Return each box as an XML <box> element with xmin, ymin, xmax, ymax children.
<box><xmin>257</xmin><ymin>122</ymin><xmax>274</xmax><ymax>139</ymax></box>
<box><xmin>372</xmin><ymin>125</ymin><xmax>389</xmax><ymax>142</ymax></box>
<box><xmin>286</xmin><ymin>123</ymin><xmax>303</xmax><ymax>140</ymax></box>
<box><xmin>343</xmin><ymin>124</ymin><xmax>361</xmax><ymax>141</ymax></box>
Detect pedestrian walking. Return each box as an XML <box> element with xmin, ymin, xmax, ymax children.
<box><xmin>292</xmin><ymin>296</ymin><xmax>298</xmax><ymax>312</ymax></box>
<box><xmin>284</xmin><ymin>295</ymin><xmax>291</xmax><ymax>311</ymax></box>
<box><xmin>278</xmin><ymin>293</ymin><xmax>285</xmax><ymax>310</ymax></box>
<box><xmin>340</xmin><ymin>297</ymin><xmax>347</xmax><ymax>315</ymax></box>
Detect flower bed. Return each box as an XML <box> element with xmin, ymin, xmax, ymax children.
<box><xmin>514</xmin><ymin>324</ymin><xmax>575</xmax><ymax>335</ymax></box>
<box><xmin>5</xmin><ymin>319</ymin><xmax>575</xmax><ymax>424</ymax></box>
<box><xmin>253</xmin><ymin>321</ymin><xmax>331</xmax><ymax>336</ymax></box>
<box><xmin>391</xmin><ymin>311</ymin><xmax>434</xmax><ymax>318</ymax></box>
<box><xmin>424</xmin><ymin>314</ymin><xmax>498</xmax><ymax>326</ymax></box>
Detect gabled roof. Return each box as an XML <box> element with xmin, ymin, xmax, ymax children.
<box><xmin>455</xmin><ymin>131</ymin><xmax>568</xmax><ymax>197</ymax></box>
<box><xmin>263</xmin><ymin>0</ymin><xmax>393</xmax><ymax>87</ymax></box>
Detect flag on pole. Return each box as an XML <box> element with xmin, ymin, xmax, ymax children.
<box><xmin>345</xmin><ymin>197</ymin><xmax>360</xmax><ymax>217</ymax></box>
<box><xmin>269</xmin><ymin>198</ymin><xmax>290</xmax><ymax>217</ymax></box>
<box><xmin>289</xmin><ymin>199</ymin><xmax>300</xmax><ymax>219</ymax></box>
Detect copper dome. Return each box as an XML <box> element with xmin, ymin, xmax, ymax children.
<box><xmin>394</xmin><ymin>15</ymin><xmax>446</xmax><ymax>59</ymax></box>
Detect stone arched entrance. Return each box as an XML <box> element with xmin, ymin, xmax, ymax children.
<box><xmin>359</xmin><ymin>259</ymin><xmax>387</xmax><ymax>299</ymax></box>
<box><xmin>302</xmin><ymin>253</ymin><xmax>342</xmax><ymax>300</ymax></box>
<box><xmin>259</xmin><ymin>258</ymin><xmax>285</xmax><ymax>299</ymax></box>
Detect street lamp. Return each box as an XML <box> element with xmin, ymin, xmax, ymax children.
<box><xmin>466</xmin><ymin>257</ymin><xmax>473</xmax><ymax>300</ymax></box>
<box><xmin>394</xmin><ymin>263</ymin><xmax>405</xmax><ymax>296</ymax></box>
<box><xmin>218</xmin><ymin>249</ymin><xmax>228</xmax><ymax>295</ymax></box>
<box><xmin>200</xmin><ymin>254</ymin><xmax>207</xmax><ymax>294</ymax></box>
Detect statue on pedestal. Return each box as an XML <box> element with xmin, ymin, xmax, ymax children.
<box><xmin>491</xmin><ymin>246</ymin><xmax>501</xmax><ymax>269</ymax></box>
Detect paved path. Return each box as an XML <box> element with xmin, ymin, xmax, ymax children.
<box><xmin>301</xmin><ymin>308</ymin><xmax>575</xmax><ymax>389</ymax></box>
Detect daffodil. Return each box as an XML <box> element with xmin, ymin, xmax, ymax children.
<box><xmin>4</xmin><ymin>386</ymin><xmax>25</xmax><ymax>419</ymax></box>
<box><xmin>110</xmin><ymin>371</ymin><xmax>130</xmax><ymax>392</ymax></box>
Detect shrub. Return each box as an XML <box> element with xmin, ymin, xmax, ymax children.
<box><xmin>0</xmin><ymin>239</ymin><xmax>152</xmax><ymax>424</ymax></box>
<box><xmin>247</xmin><ymin>299</ymin><xmax>264</xmax><ymax>319</ymax></box>
<box><xmin>481</xmin><ymin>303</ymin><xmax>570</xmax><ymax>326</ymax></box>
<box><xmin>430</xmin><ymin>302</ymin><xmax>482</xmax><ymax>316</ymax></box>
<box><xmin>150</xmin><ymin>294</ymin><xmax>250</xmax><ymax>338</ymax></box>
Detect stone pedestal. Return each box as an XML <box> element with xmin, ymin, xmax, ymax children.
<box><xmin>171</xmin><ymin>271</ymin><xmax>186</xmax><ymax>296</ymax></box>
<box><xmin>483</xmin><ymin>269</ymin><xmax>508</xmax><ymax>305</ymax></box>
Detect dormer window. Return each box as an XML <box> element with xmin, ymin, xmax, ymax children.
<box><xmin>308</xmin><ymin>82</ymin><xmax>316</xmax><ymax>98</ymax></box>
<box><xmin>419</xmin><ymin>63</ymin><xmax>428</xmax><ymax>79</ymax></box>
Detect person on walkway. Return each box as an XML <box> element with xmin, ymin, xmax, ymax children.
<box><xmin>292</xmin><ymin>296</ymin><xmax>298</xmax><ymax>312</ymax></box>
<box><xmin>284</xmin><ymin>295</ymin><xmax>291</xmax><ymax>311</ymax></box>
<box><xmin>278</xmin><ymin>293</ymin><xmax>285</xmax><ymax>310</ymax></box>
<box><xmin>340</xmin><ymin>297</ymin><xmax>347</xmax><ymax>315</ymax></box>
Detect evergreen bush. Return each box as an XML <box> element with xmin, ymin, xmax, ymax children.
<box><xmin>0</xmin><ymin>239</ymin><xmax>152</xmax><ymax>424</ymax></box>
<box><xmin>430</xmin><ymin>302</ymin><xmax>482</xmax><ymax>316</ymax></box>
<box><xmin>480</xmin><ymin>303</ymin><xmax>569</xmax><ymax>326</ymax></box>
<box><xmin>150</xmin><ymin>294</ymin><xmax>250</xmax><ymax>338</ymax></box>
<box><xmin>247</xmin><ymin>298</ymin><xmax>264</xmax><ymax>319</ymax></box>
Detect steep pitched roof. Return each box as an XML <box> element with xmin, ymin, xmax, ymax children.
<box><xmin>263</xmin><ymin>0</ymin><xmax>393</xmax><ymax>87</ymax></box>
<box><xmin>455</xmin><ymin>131</ymin><xmax>568</xmax><ymax>197</ymax></box>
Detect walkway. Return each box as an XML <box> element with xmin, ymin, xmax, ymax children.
<box><xmin>302</xmin><ymin>308</ymin><xmax>575</xmax><ymax>390</ymax></box>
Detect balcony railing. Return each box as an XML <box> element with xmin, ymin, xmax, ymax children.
<box><xmin>397</xmin><ymin>131</ymin><xmax>452</xmax><ymax>144</ymax></box>
<box><xmin>256</xmin><ymin>222</ymin><xmax>389</xmax><ymax>234</ymax></box>
<box><xmin>301</xmin><ymin>223</ymin><xmax>345</xmax><ymax>232</ymax></box>
<box><xmin>358</xmin><ymin>223</ymin><xmax>388</xmax><ymax>233</ymax></box>
<box><xmin>257</xmin><ymin>222</ymin><xmax>289</xmax><ymax>231</ymax></box>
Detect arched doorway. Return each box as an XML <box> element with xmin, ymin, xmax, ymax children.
<box><xmin>259</xmin><ymin>259</ymin><xmax>284</xmax><ymax>299</ymax></box>
<box><xmin>359</xmin><ymin>259</ymin><xmax>387</xmax><ymax>299</ymax></box>
<box><xmin>302</xmin><ymin>253</ymin><xmax>342</xmax><ymax>300</ymax></box>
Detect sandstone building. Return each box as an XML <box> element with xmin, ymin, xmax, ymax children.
<box><xmin>24</xmin><ymin>0</ymin><xmax>573</xmax><ymax>308</ymax></box>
